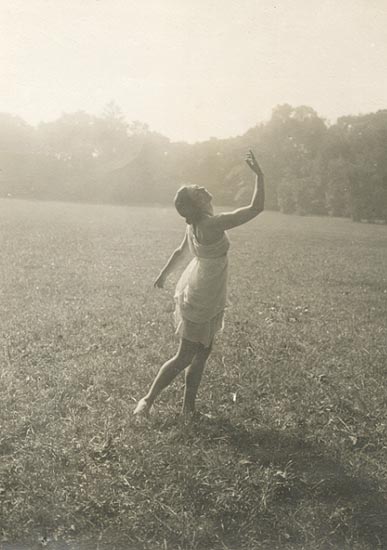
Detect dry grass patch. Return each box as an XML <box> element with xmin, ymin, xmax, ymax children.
<box><xmin>1</xmin><ymin>199</ymin><xmax>386</xmax><ymax>549</ymax></box>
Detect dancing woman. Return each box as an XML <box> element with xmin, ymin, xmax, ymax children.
<box><xmin>134</xmin><ymin>151</ymin><xmax>264</xmax><ymax>416</ymax></box>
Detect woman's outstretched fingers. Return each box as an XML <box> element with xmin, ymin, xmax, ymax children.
<box><xmin>245</xmin><ymin>150</ymin><xmax>263</xmax><ymax>177</ymax></box>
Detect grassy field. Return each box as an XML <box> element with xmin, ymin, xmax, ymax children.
<box><xmin>0</xmin><ymin>198</ymin><xmax>386</xmax><ymax>550</ymax></box>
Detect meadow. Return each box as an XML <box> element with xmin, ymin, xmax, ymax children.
<box><xmin>0</xmin><ymin>198</ymin><xmax>386</xmax><ymax>550</ymax></box>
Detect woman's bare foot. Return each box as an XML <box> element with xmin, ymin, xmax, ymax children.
<box><xmin>133</xmin><ymin>397</ymin><xmax>151</xmax><ymax>416</ymax></box>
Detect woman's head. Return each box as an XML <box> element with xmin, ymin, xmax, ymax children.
<box><xmin>174</xmin><ymin>185</ymin><xmax>213</xmax><ymax>224</ymax></box>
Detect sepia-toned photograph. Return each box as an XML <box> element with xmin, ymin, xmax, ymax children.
<box><xmin>1</xmin><ymin>1</ymin><xmax>386</xmax><ymax>548</ymax></box>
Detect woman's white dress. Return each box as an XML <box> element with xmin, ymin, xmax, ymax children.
<box><xmin>174</xmin><ymin>225</ymin><xmax>230</xmax><ymax>348</ymax></box>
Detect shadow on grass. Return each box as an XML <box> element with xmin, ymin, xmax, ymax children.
<box><xmin>187</xmin><ymin>414</ymin><xmax>387</xmax><ymax>548</ymax></box>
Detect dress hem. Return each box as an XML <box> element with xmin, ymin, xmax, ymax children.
<box><xmin>174</xmin><ymin>309</ymin><xmax>225</xmax><ymax>348</ymax></box>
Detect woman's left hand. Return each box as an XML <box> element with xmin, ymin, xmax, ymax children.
<box><xmin>154</xmin><ymin>272</ymin><xmax>166</xmax><ymax>289</ymax></box>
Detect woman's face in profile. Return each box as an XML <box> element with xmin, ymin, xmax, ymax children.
<box><xmin>187</xmin><ymin>185</ymin><xmax>213</xmax><ymax>207</ymax></box>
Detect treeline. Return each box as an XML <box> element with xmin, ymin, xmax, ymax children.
<box><xmin>1</xmin><ymin>102</ymin><xmax>387</xmax><ymax>221</ymax></box>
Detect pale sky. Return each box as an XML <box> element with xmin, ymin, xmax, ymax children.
<box><xmin>1</xmin><ymin>0</ymin><xmax>386</xmax><ymax>143</ymax></box>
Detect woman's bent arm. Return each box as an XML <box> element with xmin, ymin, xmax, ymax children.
<box><xmin>154</xmin><ymin>232</ymin><xmax>189</xmax><ymax>288</ymax></box>
<box><xmin>212</xmin><ymin>151</ymin><xmax>265</xmax><ymax>231</ymax></box>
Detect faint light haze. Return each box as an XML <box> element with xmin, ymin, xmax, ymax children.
<box><xmin>1</xmin><ymin>0</ymin><xmax>386</xmax><ymax>143</ymax></box>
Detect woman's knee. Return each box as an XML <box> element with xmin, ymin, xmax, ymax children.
<box><xmin>195</xmin><ymin>341</ymin><xmax>212</xmax><ymax>362</ymax></box>
<box><xmin>176</xmin><ymin>339</ymin><xmax>199</xmax><ymax>365</ymax></box>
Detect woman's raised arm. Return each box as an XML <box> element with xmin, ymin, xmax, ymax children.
<box><xmin>211</xmin><ymin>151</ymin><xmax>265</xmax><ymax>231</ymax></box>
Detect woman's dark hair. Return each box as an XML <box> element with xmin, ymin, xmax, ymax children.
<box><xmin>174</xmin><ymin>186</ymin><xmax>200</xmax><ymax>225</ymax></box>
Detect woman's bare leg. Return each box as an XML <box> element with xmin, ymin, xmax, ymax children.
<box><xmin>134</xmin><ymin>338</ymin><xmax>199</xmax><ymax>415</ymax></box>
<box><xmin>182</xmin><ymin>341</ymin><xmax>212</xmax><ymax>415</ymax></box>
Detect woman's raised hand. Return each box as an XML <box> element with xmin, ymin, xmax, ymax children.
<box><xmin>245</xmin><ymin>150</ymin><xmax>263</xmax><ymax>177</ymax></box>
